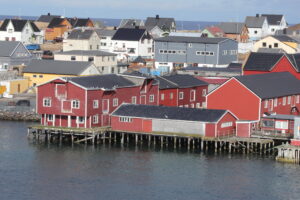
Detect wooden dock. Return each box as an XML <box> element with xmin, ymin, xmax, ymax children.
<box><xmin>27</xmin><ymin>126</ymin><xmax>276</xmax><ymax>154</ymax></box>
<box><xmin>275</xmin><ymin>144</ymin><xmax>300</xmax><ymax>164</ymax></box>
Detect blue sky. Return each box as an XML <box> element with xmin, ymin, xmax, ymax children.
<box><xmin>0</xmin><ymin>0</ymin><xmax>299</xmax><ymax>23</ymax></box>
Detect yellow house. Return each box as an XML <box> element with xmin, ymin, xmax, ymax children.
<box><xmin>23</xmin><ymin>59</ymin><xmax>100</xmax><ymax>88</ymax></box>
<box><xmin>0</xmin><ymin>79</ymin><xmax>29</xmax><ymax>98</ymax></box>
<box><xmin>253</xmin><ymin>35</ymin><xmax>299</xmax><ymax>54</ymax></box>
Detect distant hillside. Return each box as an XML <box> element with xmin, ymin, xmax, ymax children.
<box><xmin>0</xmin><ymin>15</ymin><xmax>218</xmax><ymax>30</ymax></box>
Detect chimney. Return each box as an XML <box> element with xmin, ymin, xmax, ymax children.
<box><xmin>256</xmin><ymin>14</ymin><xmax>259</xmax><ymax>18</ymax></box>
<box><xmin>156</xmin><ymin>15</ymin><xmax>159</xmax><ymax>19</ymax></box>
<box><xmin>114</xmin><ymin>26</ymin><xmax>117</xmax><ymax>30</ymax></box>
<box><xmin>48</xmin><ymin>13</ymin><xmax>50</xmax><ymax>16</ymax></box>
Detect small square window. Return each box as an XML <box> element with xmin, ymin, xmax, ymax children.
<box><xmin>113</xmin><ymin>98</ymin><xmax>118</xmax><ymax>107</ymax></box>
<box><xmin>93</xmin><ymin>100</ymin><xmax>99</xmax><ymax>108</ymax></box>
<box><xmin>149</xmin><ymin>95</ymin><xmax>154</xmax><ymax>102</ymax></box>
<box><xmin>72</xmin><ymin>100</ymin><xmax>80</xmax><ymax>109</ymax></box>
<box><xmin>77</xmin><ymin>116</ymin><xmax>85</xmax><ymax>124</ymax></box>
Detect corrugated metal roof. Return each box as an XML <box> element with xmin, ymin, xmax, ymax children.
<box><xmin>245</xmin><ymin>16</ymin><xmax>266</xmax><ymax>28</ymax></box>
<box><xmin>112</xmin><ymin>104</ymin><xmax>228</xmax><ymax>123</ymax></box>
<box><xmin>235</xmin><ymin>72</ymin><xmax>300</xmax><ymax>99</ymax></box>
<box><xmin>243</xmin><ymin>52</ymin><xmax>284</xmax><ymax>71</ymax></box>
<box><xmin>0</xmin><ymin>41</ymin><xmax>21</xmax><ymax>57</ymax></box>
<box><xmin>154</xmin><ymin>36</ymin><xmax>229</xmax><ymax>44</ymax></box>
<box><xmin>23</xmin><ymin>59</ymin><xmax>92</xmax><ymax>75</ymax></box>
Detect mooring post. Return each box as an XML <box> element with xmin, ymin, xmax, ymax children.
<box><xmin>161</xmin><ymin>136</ymin><xmax>163</xmax><ymax>148</ymax></box>
<box><xmin>200</xmin><ymin>139</ymin><xmax>203</xmax><ymax>151</ymax></box>
<box><xmin>135</xmin><ymin>134</ymin><xmax>138</xmax><ymax>145</ymax></box>
<box><xmin>174</xmin><ymin>137</ymin><xmax>177</xmax><ymax>149</ymax></box>
<box><xmin>121</xmin><ymin>132</ymin><xmax>124</xmax><ymax>144</ymax></box>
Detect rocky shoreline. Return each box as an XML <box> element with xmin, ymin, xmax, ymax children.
<box><xmin>0</xmin><ymin>110</ymin><xmax>40</xmax><ymax>122</ymax></box>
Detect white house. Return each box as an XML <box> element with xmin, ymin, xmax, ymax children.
<box><xmin>145</xmin><ymin>15</ymin><xmax>176</xmax><ymax>38</ymax></box>
<box><xmin>245</xmin><ymin>15</ymin><xmax>269</xmax><ymax>41</ymax></box>
<box><xmin>262</xmin><ymin>14</ymin><xmax>288</xmax><ymax>35</ymax></box>
<box><xmin>0</xmin><ymin>19</ymin><xmax>43</xmax><ymax>44</ymax></box>
<box><xmin>111</xmin><ymin>27</ymin><xmax>153</xmax><ymax>61</ymax></box>
<box><xmin>95</xmin><ymin>29</ymin><xmax>116</xmax><ymax>52</ymax></box>
<box><xmin>63</xmin><ymin>28</ymin><xmax>101</xmax><ymax>51</ymax></box>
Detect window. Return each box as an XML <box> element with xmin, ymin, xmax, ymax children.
<box><xmin>93</xmin><ymin>115</ymin><xmax>99</xmax><ymax>124</ymax></box>
<box><xmin>77</xmin><ymin>116</ymin><xmax>85</xmax><ymax>124</ymax></box>
<box><xmin>202</xmin><ymin>89</ymin><xmax>206</xmax><ymax>97</ymax></box>
<box><xmin>71</xmin><ymin>56</ymin><xmax>76</xmax><ymax>61</ymax></box>
<box><xmin>149</xmin><ymin>95</ymin><xmax>154</xmax><ymax>102</ymax></box>
<box><xmin>113</xmin><ymin>98</ymin><xmax>118</xmax><ymax>107</ymax></box>
<box><xmin>33</xmin><ymin>74</ymin><xmax>37</xmax><ymax>78</ymax></box>
<box><xmin>274</xmin><ymin>98</ymin><xmax>278</xmax><ymax>107</ymax></box>
<box><xmin>148</xmin><ymin>48</ymin><xmax>152</xmax><ymax>53</ymax></box>
<box><xmin>264</xmin><ymin>100</ymin><xmax>268</xmax><ymax>108</ymax></box>
<box><xmin>8</xmin><ymin>29</ymin><xmax>13</xmax><ymax>33</ymax></box>
<box><xmin>190</xmin><ymin>104</ymin><xmax>194</xmax><ymax>108</ymax></box>
<box><xmin>90</xmin><ymin>45</ymin><xmax>92</xmax><ymax>50</ymax></box>
<box><xmin>297</xmin><ymin>95</ymin><xmax>300</xmax><ymax>104</ymax></box>
<box><xmin>254</xmin><ymin>30</ymin><xmax>258</xmax><ymax>34</ymax></box>
<box><xmin>190</xmin><ymin>90</ymin><xmax>196</xmax><ymax>101</ymax></box>
<box><xmin>111</xmin><ymin>67</ymin><xmax>115</xmax><ymax>74</ymax></box>
<box><xmin>283</xmin><ymin>97</ymin><xmax>286</xmax><ymax>105</ymax></box>
<box><xmin>288</xmin><ymin>96</ymin><xmax>291</xmax><ymax>105</ymax></box>
<box><xmin>159</xmin><ymin>49</ymin><xmax>164</xmax><ymax>54</ymax></box>
<box><xmin>262</xmin><ymin>120</ymin><xmax>274</xmax><ymax>128</ymax></box>
<box><xmin>262</xmin><ymin>42</ymin><xmax>267</xmax><ymax>47</ymax></box>
<box><xmin>274</xmin><ymin>43</ymin><xmax>278</xmax><ymax>48</ymax></box>
<box><xmin>275</xmin><ymin>121</ymin><xmax>288</xmax><ymax>129</ymax></box>
<box><xmin>47</xmin><ymin>114</ymin><xmax>53</xmax><ymax>121</ymax></box>
<box><xmin>43</xmin><ymin>98</ymin><xmax>51</xmax><ymax>107</ymax></box>
<box><xmin>188</xmin><ymin>43</ymin><xmax>192</xmax><ymax>48</ymax></box>
<box><xmin>39</xmin><ymin>75</ymin><xmax>43</xmax><ymax>78</ymax></box>
<box><xmin>272</xmin><ymin>28</ymin><xmax>275</xmax><ymax>32</ymax></box>
<box><xmin>97</xmin><ymin>45</ymin><xmax>99</xmax><ymax>50</ymax></box>
<box><xmin>223</xmin><ymin>50</ymin><xmax>227</xmax><ymax>55</ymax></box>
<box><xmin>196</xmin><ymin>103</ymin><xmax>201</xmax><ymax>108</ymax></box>
<box><xmin>209</xmin><ymin>52</ymin><xmax>214</xmax><ymax>56</ymax></box>
<box><xmin>179</xmin><ymin>92</ymin><xmax>184</xmax><ymax>100</ymax></box>
<box><xmin>93</xmin><ymin>100</ymin><xmax>99</xmax><ymax>108</ymax></box>
<box><xmin>132</xmin><ymin>96</ymin><xmax>137</xmax><ymax>104</ymax></box>
<box><xmin>88</xmin><ymin>57</ymin><xmax>94</xmax><ymax>62</ymax></box>
<box><xmin>161</xmin><ymin>94</ymin><xmax>165</xmax><ymax>100</ymax></box>
<box><xmin>119</xmin><ymin>117</ymin><xmax>132</xmax><ymax>122</ymax></box>
<box><xmin>221</xmin><ymin>122</ymin><xmax>233</xmax><ymax>128</ymax></box>
<box><xmin>170</xmin><ymin>93</ymin><xmax>173</xmax><ymax>100</ymax></box>
<box><xmin>72</xmin><ymin>100</ymin><xmax>80</xmax><ymax>109</ymax></box>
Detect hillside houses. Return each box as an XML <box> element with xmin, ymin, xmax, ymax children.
<box><xmin>253</xmin><ymin>35</ymin><xmax>299</xmax><ymax>53</ymax></box>
<box><xmin>145</xmin><ymin>15</ymin><xmax>176</xmax><ymax>38</ymax></box>
<box><xmin>95</xmin><ymin>29</ymin><xmax>116</xmax><ymax>52</ymax></box>
<box><xmin>217</xmin><ymin>22</ymin><xmax>249</xmax><ymax>43</ymax></box>
<box><xmin>0</xmin><ymin>19</ymin><xmax>43</xmax><ymax>44</ymax></box>
<box><xmin>154</xmin><ymin>36</ymin><xmax>238</xmax><ymax>73</ymax></box>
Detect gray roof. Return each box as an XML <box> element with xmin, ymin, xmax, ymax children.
<box><xmin>112</xmin><ymin>104</ymin><xmax>228</xmax><ymax>123</ymax></box>
<box><xmin>156</xmin><ymin>74</ymin><xmax>208</xmax><ymax>89</ymax></box>
<box><xmin>155</xmin><ymin>36</ymin><xmax>229</xmax><ymax>44</ymax></box>
<box><xmin>218</xmin><ymin>22</ymin><xmax>245</xmax><ymax>34</ymax></box>
<box><xmin>257</xmin><ymin>48</ymin><xmax>286</xmax><ymax>53</ymax></box>
<box><xmin>245</xmin><ymin>16</ymin><xmax>266</xmax><ymax>28</ymax></box>
<box><xmin>67</xmin><ymin>29</ymin><xmax>95</xmax><ymax>40</ymax></box>
<box><xmin>183</xmin><ymin>66</ymin><xmax>241</xmax><ymax>73</ymax></box>
<box><xmin>95</xmin><ymin>29</ymin><xmax>116</xmax><ymax>37</ymax></box>
<box><xmin>145</xmin><ymin>16</ymin><xmax>175</xmax><ymax>31</ymax></box>
<box><xmin>37</xmin><ymin>14</ymin><xmax>61</xmax><ymax>23</ymax></box>
<box><xmin>272</xmin><ymin>35</ymin><xmax>299</xmax><ymax>43</ymax></box>
<box><xmin>261</xmin><ymin>14</ymin><xmax>284</xmax><ymax>25</ymax></box>
<box><xmin>66</xmin><ymin>74</ymin><xmax>136</xmax><ymax>90</ymax></box>
<box><xmin>243</xmin><ymin>52</ymin><xmax>285</xmax><ymax>71</ymax></box>
<box><xmin>55</xmin><ymin>50</ymin><xmax>117</xmax><ymax>56</ymax></box>
<box><xmin>235</xmin><ymin>72</ymin><xmax>300</xmax><ymax>99</ymax></box>
<box><xmin>23</xmin><ymin>59</ymin><xmax>93</xmax><ymax>75</ymax></box>
<box><xmin>119</xmin><ymin>19</ymin><xmax>144</xmax><ymax>28</ymax></box>
<box><xmin>0</xmin><ymin>41</ymin><xmax>22</xmax><ymax>57</ymax></box>
<box><xmin>263</xmin><ymin>114</ymin><xmax>297</xmax><ymax>120</ymax></box>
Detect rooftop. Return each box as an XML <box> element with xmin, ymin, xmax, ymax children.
<box><xmin>155</xmin><ymin>36</ymin><xmax>229</xmax><ymax>44</ymax></box>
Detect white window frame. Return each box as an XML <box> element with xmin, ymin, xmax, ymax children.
<box><xmin>275</xmin><ymin>121</ymin><xmax>288</xmax><ymax>129</ymax></box>
<box><xmin>93</xmin><ymin>100</ymin><xmax>99</xmax><ymax>109</ymax></box>
<box><xmin>149</xmin><ymin>95</ymin><xmax>154</xmax><ymax>103</ymax></box>
<box><xmin>190</xmin><ymin>90</ymin><xmax>196</xmax><ymax>102</ymax></box>
<box><xmin>221</xmin><ymin>122</ymin><xmax>233</xmax><ymax>128</ymax></box>
<box><xmin>202</xmin><ymin>89</ymin><xmax>206</xmax><ymax>97</ymax></box>
<box><xmin>72</xmin><ymin>100</ymin><xmax>80</xmax><ymax>109</ymax></box>
<box><xmin>119</xmin><ymin>117</ymin><xmax>132</xmax><ymax>123</ymax></box>
<box><xmin>170</xmin><ymin>93</ymin><xmax>174</xmax><ymax>100</ymax></box>
<box><xmin>288</xmin><ymin>96</ymin><xmax>291</xmax><ymax>105</ymax></box>
<box><xmin>131</xmin><ymin>96</ymin><xmax>137</xmax><ymax>104</ymax></box>
<box><xmin>161</xmin><ymin>94</ymin><xmax>165</xmax><ymax>100</ymax></box>
<box><xmin>113</xmin><ymin>98</ymin><xmax>118</xmax><ymax>107</ymax></box>
<box><xmin>47</xmin><ymin>114</ymin><xmax>53</xmax><ymax>121</ymax></box>
<box><xmin>274</xmin><ymin>98</ymin><xmax>278</xmax><ymax>107</ymax></box>
<box><xmin>77</xmin><ymin>116</ymin><xmax>85</xmax><ymax>124</ymax></box>
<box><xmin>297</xmin><ymin>95</ymin><xmax>300</xmax><ymax>104</ymax></box>
<box><xmin>196</xmin><ymin>103</ymin><xmax>201</xmax><ymax>108</ymax></box>
<box><xmin>93</xmin><ymin>115</ymin><xmax>99</xmax><ymax>124</ymax></box>
<box><xmin>283</xmin><ymin>97</ymin><xmax>286</xmax><ymax>106</ymax></box>
<box><xmin>264</xmin><ymin>100</ymin><xmax>268</xmax><ymax>109</ymax></box>
<box><xmin>43</xmin><ymin>98</ymin><xmax>51</xmax><ymax>107</ymax></box>
<box><xmin>179</xmin><ymin>92</ymin><xmax>184</xmax><ymax>100</ymax></box>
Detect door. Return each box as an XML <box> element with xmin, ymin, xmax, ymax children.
<box><xmin>102</xmin><ymin>99</ymin><xmax>109</xmax><ymax>113</ymax></box>
<box><xmin>140</xmin><ymin>95</ymin><xmax>146</xmax><ymax>104</ymax></box>
<box><xmin>102</xmin><ymin>114</ymin><xmax>110</xmax><ymax>126</ymax></box>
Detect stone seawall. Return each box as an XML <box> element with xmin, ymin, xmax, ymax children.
<box><xmin>0</xmin><ymin>111</ymin><xmax>40</xmax><ymax>122</ymax></box>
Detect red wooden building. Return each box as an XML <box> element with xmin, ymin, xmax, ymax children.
<box><xmin>243</xmin><ymin>52</ymin><xmax>300</xmax><ymax>80</ymax></box>
<box><xmin>111</xmin><ymin>104</ymin><xmax>237</xmax><ymax>138</ymax></box>
<box><xmin>37</xmin><ymin>74</ymin><xmax>159</xmax><ymax>128</ymax></box>
<box><xmin>207</xmin><ymin>72</ymin><xmax>300</xmax><ymax>137</ymax></box>
<box><xmin>156</xmin><ymin>74</ymin><xmax>208</xmax><ymax>108</ymax></box>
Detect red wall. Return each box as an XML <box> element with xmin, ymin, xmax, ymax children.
<box><xmin>236</xmin><ymin>122</ymin><xmax>251</xmax><ymax>138</ymax></box>
<box><xmin>159</xmin><ymin>88</ymin><xmax>178</xmax><ymax>106</ymax></box>
<box><xmin>244</xmin><ymin>56</ymin><xmax>300</xmax><ymax>80</ymax></box>
<box><xmin>207</xmin><ymin>78</ymin><xmax>261</xmax><ymax>121</ymax></box>
<box><xmin>216</xmin><ymin>112</ymin><xmax>237</xmax><ymax>137</ymax></box>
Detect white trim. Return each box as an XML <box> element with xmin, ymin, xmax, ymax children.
<box><xmin>85</xmin><ymin>90</ymin><xmax>87</xmax><ymax>128</ymax></box>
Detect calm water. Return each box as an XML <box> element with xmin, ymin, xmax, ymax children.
<box><xmin>0</xmin><ymin>121</ymin><xmax>300</xmax><ymax>200</ymax></box>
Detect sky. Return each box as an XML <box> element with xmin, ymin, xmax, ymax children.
<box><xmin>0</xmin><ymin>0</ymin><xmax>300</xmax><ymax>23</ymax></box>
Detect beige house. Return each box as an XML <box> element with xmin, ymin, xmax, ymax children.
<box><xmin>54</xmin><ymin>50</ymin><xmax>121</xmax><ymax>74</ymax></box>
<box><xmin>63</xmin><ymin>28</ymin><xmax>101</xmax><ymax>51</ymax></box>
<box><xmin>253</xmin><ymin>35</ymin><xmax>299</xmax><ymax>54</ymax></box>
